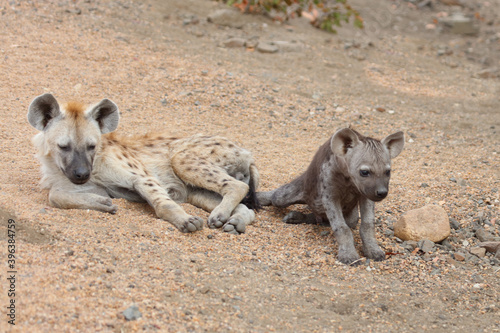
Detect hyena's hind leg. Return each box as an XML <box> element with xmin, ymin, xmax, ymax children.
<box><xmin>187</xmin><ymin>188</ymin><xmax>255</xmax><ymax>234</ymax></box>
<box><xmin>257</xmin><ymin>177</ymin><xmax>306</xmax><ymax>208</ymax></box>
<box><xmin>171</xmin><ymin>155</ymin><xmax>250</xmax><ymax>228</ymax></box>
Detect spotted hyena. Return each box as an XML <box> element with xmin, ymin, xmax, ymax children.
<box><xmin>28</xmin><ymin>93</ymin><xmax>260</xmax><ymax>234</ymax></box>
<box><xmin>257</xmin><ymin>128</ymin><xmax>405</xmax><ymax>264</ymax></box>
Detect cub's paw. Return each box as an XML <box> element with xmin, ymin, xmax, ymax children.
<box><xmin>337</xmin><ymin>250</ymin><xmax>362</xmax><ymax>266</ymax></box>
<box><xmin>176</xmin><ymin>216</ymin><xmax>203</xmax><ymax>233</ymax></box>
<box><xmin>283</xmin><ymin>211</ymin><xmax>306</xmax><ymax>224</ymax></box>
<box><xmin>364</xmin><ymin>246</ymin><xmax>386</xmax><ymax>261</ymax></box>
<box><xmin>283</xmin><ymin>211</ymin><xmax>320</xmax><ymax>225</ymax></box>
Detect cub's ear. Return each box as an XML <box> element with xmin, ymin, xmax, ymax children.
<box><xmin>27</xmin><ymin>93</ymin><xmax>61</xmax><ymax>131</ymax></box>
<box><xmin>330</xmin><ymin>128</ymin><xmax>360</xmax><ymax>156</ymax></box>
<box><xmin>87</xmin><ymin>99</ymin><xmax>120</xmax><ymax>134</ymax></box>
<box><xmin>381</xmin><ymin>131</ymin><xmax>405</xmax><ymax>159</ymax></box>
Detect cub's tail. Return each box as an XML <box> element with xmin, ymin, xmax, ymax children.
<box><xmin>241</xmin><ymin>164</ymin><xmax>261</xmax><ymax>211</ymax></box>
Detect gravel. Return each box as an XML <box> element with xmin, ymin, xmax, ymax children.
<box><xmin>0</xmin><ymin>0</ymin><xmax>499</xmax><ymax>332</ymax></box>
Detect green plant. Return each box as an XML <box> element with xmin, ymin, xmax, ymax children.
<box><xmin>218</xmin><ymin>0</ymin><xmax>363</xmax><ymax>33</ymax></box>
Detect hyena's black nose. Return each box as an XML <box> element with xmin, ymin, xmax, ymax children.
<box><xmin>376</xmin><ymin>190</ymin><xmax>388</xmax><ymax>199</ymax></box>
<box><xmin>73</xmin><ymin>168</ymin><xmax>90</xmax><ymax>181</ymax></box>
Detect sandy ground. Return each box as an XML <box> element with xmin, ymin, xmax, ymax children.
<box><xmin>0</xmin><ymin>0</ymin><xmax>499</xmax><ymax>332</ymax></box>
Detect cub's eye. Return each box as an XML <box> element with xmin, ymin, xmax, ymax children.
<box><xmin>87</xmin><ymin>144</ymin><xmax>96</xmax><ymax>151</ymax></box>
<box><xmin>58</xmin><ymin>144</ymin><xmax>70</xmax><ymax>152</ymax></box>
<box><xmin>359</xmin><ymin>170</ymin><xmax>370</xmax><ymax>177</ymax></box>
<box><xmin>385</xmin><ymin>170</ymin><xmax>391</xmax><ymax>176</ymax></box>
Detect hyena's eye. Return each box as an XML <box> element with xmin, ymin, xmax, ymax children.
<box><xmin>359</xmin><ymin>170</ymin><xmax>370</xmax><ymax>177</ymax></box>
<box><xmin>58</xmin><ymin>144</ymin><xmax>70</xmax><ymax>152</ymax></box>
<box><xmin>87</xmin><ymin>144</ymin><xmax>96</xmax><ymax>151</ymax></box>
<box><xmin>385</xmin><ymin>170</ymin><xmax>391</xmax><ymax>176</ymax></box>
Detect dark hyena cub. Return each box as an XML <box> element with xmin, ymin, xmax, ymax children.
<box><xmin>257</xmin><ymin>128</ymin><xmax>405</xmax><ymax>265</ymax></box>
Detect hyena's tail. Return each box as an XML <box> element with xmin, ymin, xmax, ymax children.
<box><xmin>241</xmin><ymin>164</ymin><xmax>261</xmax><ymax>211</ymax></box>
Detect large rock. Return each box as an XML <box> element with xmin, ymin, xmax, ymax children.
<box><xmin>394</xmin><ymin>205</ymin><xmax>450</xmax><ymax>242</ymax></box>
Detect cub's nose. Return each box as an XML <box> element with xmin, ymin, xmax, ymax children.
<box><xmin>376</xmin><ymin>189</ymin><xmax>388</xmax><ymax>199</ymax></box>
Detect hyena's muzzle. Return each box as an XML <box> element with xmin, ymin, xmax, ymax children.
<box><xmin>61</xmin><ymin>148</ymin><xmax>93</xmax><ymax>184</ymax></box>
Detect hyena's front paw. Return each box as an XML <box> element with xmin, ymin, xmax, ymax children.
<box><xmin>364</xmin><ymin>245</ymin><xmax>386</xmax><ymax>261</ymax></box>
<box><xmin>174</xmin><ymin>216</ymin><xmax>204</xmax><ymax>233</ymax></box>
<box><xmin>96</xmin><ymin>197</ymin><xmax>118</xmax><ymax>214</ymax></box>
<box><xmin>337</xmin><ymin>249</ymin><xmax>361</xmax><ymax>266</ymax></box>
<box><xmin>207</xmin><ymin>210</ymin><xmax>231</xmax><ymax>229</ymax></box>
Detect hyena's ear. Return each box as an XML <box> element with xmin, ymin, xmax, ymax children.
<box><xmin>330</xmin><ymin>128</ymin><xmax>360</xmax><ymax>156</ymax></box>
<box><xmin>87</xmin><ymin>99</ymin><xmax>120</xmax><ymax>134</ymax></box>
<box><xmin>381</xmin><ymin>131</ymin><xmax>405</xmax><ymax>159</ymax></box>
<box><xmin>27</xmin><ymin>93</ymin><xmax>61</xmax><ymax>131</ymax></box>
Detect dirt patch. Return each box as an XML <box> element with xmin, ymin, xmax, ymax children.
<box><xmin>0</xmin><ymin>0</ymin><xmax>499</xmax><ymax>332</ymax></box>
<box><xmin>0</xmin><ymin>207</ymin><xmax>51</xmax><ymax>245</ymax></box>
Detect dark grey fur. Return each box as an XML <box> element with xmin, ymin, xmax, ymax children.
<box><xmin>257</xmin><ymin>128</ymin><xmax>405</xmax><ymax>265</ymax></box>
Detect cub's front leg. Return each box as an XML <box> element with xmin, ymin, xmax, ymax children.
<box><xmin>359</xmin><ymin>197</ymin><xmax>385</xmax><ymax>261</ymax></box>
<box><xmin>322</xmin><ymin>198</ymin><xmax>361</xmax><ymax>265</ymax></box>
<box><xmin>49</xmin><ymin>187</ymin><xmax>117</xmax><ymax>214</ymax></box>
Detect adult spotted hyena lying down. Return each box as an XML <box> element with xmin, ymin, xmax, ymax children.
<box><xmin>28</xmin><ymin>93</ymin><xmax>259</xmax><ymax>234</ymax></box>
<box><xmin>258</xmin><ymin>128</ymin><xmax>405</xmax><ymax>264</ymax></box>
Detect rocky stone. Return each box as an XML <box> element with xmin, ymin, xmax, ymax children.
<box><xmin>477</xmin><ymin>241</ymin><xmax>500</xmax><ymax>254</ymax></box>
<box><xmin>454</xmin><ymin>252</ymin><xmax>466</xmax><ymax>261</ymax></box>
<box><xmin>123</xmin><ymin>304</ymin><xmax>142</xmax><ymax>321</ymax></box>
<box><xmin>417</xmin><ymin>239</ymin><xmax>435</xmax><ymax>253</ymax></box>
<box><xmin>394</xmin><ymin>205</ymin><xmax>450</xmax><ymax>242</ymax></box>
<box><xmin>449</xmin><ymin>218</ymin><xmax>460</xmax><ymax>230</ymax></box>
<box><xmin>446</xmin><ymin>256</ymin><xmax>460</xmax><ymax>266</ymax></box>
<box><xmin>223</xmin><ymin>38</ymin><xmax>246</xmax><ymax>48</ymax></box>
<box><xmin>245</xmin><ymin>39</ymin><xmax>258</xmax><ymax>49</ymax></box>
<box><xmin>466</xmin><ymin>253</ymin><xmax>480</xmax><ymax>264</ymax></box>
<box><xmin>470</xmin><ymin>247</ymin><xmax>486</xmax><ymax>258</ymax></box>
<box><xmin>256</xmin><ymin>42</ymin><xmax>279</xmax><ymax>54</ymax></box>
<box><xmin>473</xmin><ymin>67</ymin><xmax>500</xmax><ymax>79</ymax></box>
<box><xmin>199</xmin><ymin>286</ymin><xmax>210</xmax><ymax>294</ymax></box>
<box><xmin>272</xmin><ymin>40</ymin><xmax>302</xmax><ymax>52</ymax></box>
<box><xmin>440</xmin><ymin>12</ymin><xmax>479</xmax><ymax>35</ymax></box>
<box><xmin>207</xmin><ymin>9</ymin><xmax>244</xmax><ymax>29</ymax></box>
<box><xmin>475</xmin><ymin>228</ymin><xmax>495</xmax><ymax>242</ymax></box>
<box><xmin>440</xmin><ymin>238</ymin><xmax>453</xmax><ymax>250</ymax></box>
<box><xmin>402</xmin><ymin>240</ymin><xmax>418</xmax><ymax>252</ymax></box>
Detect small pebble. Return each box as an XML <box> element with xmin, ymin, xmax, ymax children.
<box><xmin>123</xmin><ymin>305</ymin><xmax>142</xmax><ymax>321</ymax></box>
